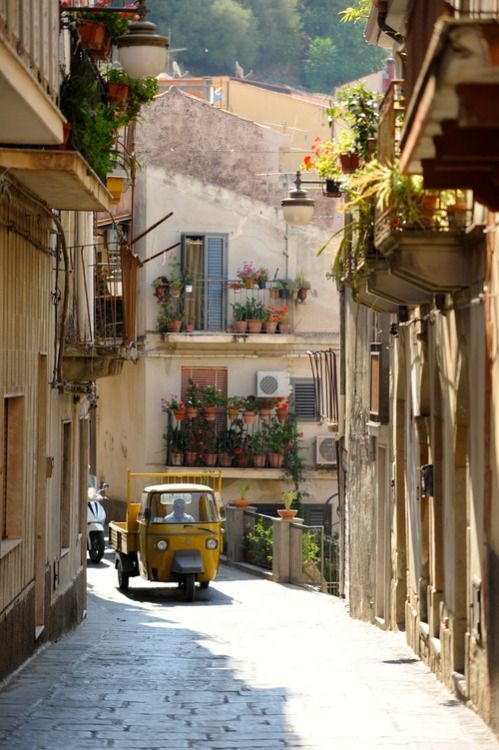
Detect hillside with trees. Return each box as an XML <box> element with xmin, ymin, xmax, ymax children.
<box><xmin>148</xmin><ymin>0</ymin><xmax>386</xmax><ymax>92</ymax></box>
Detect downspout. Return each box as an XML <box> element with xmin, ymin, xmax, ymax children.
<box><xmin>376</xmin><ymin>1</ymin><xmax>405</xmax><ymax>45</ymax></box>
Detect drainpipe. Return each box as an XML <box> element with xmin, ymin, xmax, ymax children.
<box><xmin>376</xmin><ymin>1</ymin><xmax>405</xmax><ymax>45</ymax></box>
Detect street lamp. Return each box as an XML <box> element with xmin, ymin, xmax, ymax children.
<box><xmin>281</xmin><ymin>171</ymin><xmax>343</xmax><ymax>225</ymax></box>
<box><xmin>65</xmin><ymin>1</ymin><xmax>168</xmax><ymax>79</ymax></box>
<box><xmin>117</xmin><ymin>2</ymin><xmax>168</xmax><ymax>79</ymax></box>
<box><xmin>281</xmin><ymin>171</ymin><xmax>315</xmax><ymax>225</ymax></box>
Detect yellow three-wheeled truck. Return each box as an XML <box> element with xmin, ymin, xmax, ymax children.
<box><xmin>108</xmin><ymin>471</ymin><xmax>223</xmax><ymax>602</ymax></box>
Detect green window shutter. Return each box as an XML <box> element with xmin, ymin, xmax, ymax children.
<box><xmin>205</xmin><ymin>235</ymin><xmax>226</xmax><ymax>331</ymax></box>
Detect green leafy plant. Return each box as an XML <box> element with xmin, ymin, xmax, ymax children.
<box><xmin>243</xmin><ymin>518</ymin><xmax>273</xmax><ymax>569</ymax></box>
<box><xmin>249</xmin><ymin>431</ymin><xmax>268</xmax><ymax>455</ymax></box>
<box><xmin>281</xmin><ymin>489</ymin><xmax>298</xmax><ymax>509</ymax></box>
<box><xmin>327</xmin><ymin>83</ymin><xmax>381</xmax><ymax>160</ymax></box>
<box><xmin>302</xmin><ymin>138</ymin><xmax>341</xmax><ymax>179</ymax></box>
<box><xmin>238</xmin><ymin>483</ymin><xmax>250</xmax><ymax>499</ymax></box>
<box><xmin>244</xmin><ymin>297</ymin><xmax>266</xmax><ymax>320</ymax></box>
<box><xmin>231</xmin><ymin>302</ymin><xmax>247</xmax><ymax>321</ymax></box>
<box><xmin>186</xmin><ymin>378</ymin><xmax>202</xmax><ymax>408</ymax></box>
<box><xmin>200</xmin><ymin>385</ymin><xmax>222</xmax><ymax>408</ymax></box>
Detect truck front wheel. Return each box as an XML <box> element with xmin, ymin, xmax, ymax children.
<box><xmin>184</xmin><ymin>574</ymin><xmax>195</xmax><ymax>602</ymax></box>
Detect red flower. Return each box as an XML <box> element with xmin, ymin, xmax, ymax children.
<box><xmin>303</xmin><ymin>155</ymin><xmax>312</xmax><ymax>166</ymax></box>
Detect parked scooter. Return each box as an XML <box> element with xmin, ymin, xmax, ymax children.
<box><xmin>87</xmin><ymin>476</ymin><xmax>109</xmax><ymax>563</ymax></box>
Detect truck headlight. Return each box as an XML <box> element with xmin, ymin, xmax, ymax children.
<box><xmin>155</xmin><ymin>539</ymin><xmax>168</xmax><ymax>551</ymax></box>
<box><xmin>206</xmin><ymin>538</ymin><xmax>218</xmax><ymax>550</ymax></box>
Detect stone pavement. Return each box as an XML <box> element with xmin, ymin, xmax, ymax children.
<box><xmin>1</xmin><ymin>555</ymin><xmax>499</xmax><ymax>750</ymax></box>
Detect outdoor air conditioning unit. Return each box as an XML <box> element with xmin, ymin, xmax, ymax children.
<box><xmin>256</xmin><ymin>370</ymin><xmax>290</xmax><ymax>398</ymax></box>
<box><xmin>315</xmin><ymin>436</ymin><xmax>337</xmax><ymax>467</ymax></box>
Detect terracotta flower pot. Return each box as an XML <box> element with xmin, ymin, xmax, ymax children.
<box><xmin>203</xmin><ymin>406</ymin><xmax>217</xmax><ymax>421</ymax></box>
<box><xmin>259</xmin><ymin>408</ymin><xmax>273</xmax><ymax>420</ymax></box>
<box><xmin>237</xmin><ymin>453</ymin><xmax>251</xmax><ymax>468</ymax></box>
<box><xmin>232</xmin><ymin>498</ymin><xmax>252</xmax><ymax>507</ymax></box>
<box><xmin>169</xmin><ymin>452</ymin><xmax>184</xmax><ymax>466</ymax></box>
<box><xmin>339</xmin><ymin>152</ymin><xmax>360</xmax><ymax>174</ymax></box>
<box><xmin>264</xmin><ymin>321</ymin><xmax>277</xmax><ymax>334</ymax></box>
<box><xmin>107</xmin><ymin>82</ymin><xmax>129</xmax><ymax>106</ymax></box>
<box><xmin>168</xmin><ymin>319</ymin><xmax>182</xmax><ymax>333</ymax></box>
<box><xmin>277</xmin><ymin>508</ymin><xmax>298</xmax><ymax>520</ymax></box>
<box><xmin>244</xmin><ymin>411</ymin><xmax>256</xmax><ymax>425</ymax></box>
<box><xmin>203</xmin><ymin>453</ymin><xmax>218</xmax><ymax>466</ymax></box>
<box><xmin>186</xmin><ymin>406</ymin><xmax>198</xmax><ymax>419</ymax></box>
<box><xmin>218</xmin><ymin>452</ymin><xmax>233</xmax><ymax>467</ymax></box>
<box><xmin>228</xmin><ymin>408</ymin><xmax>239</xmax><ymax>421</ymax></box>
<box><xmin>268</xmin><ymin>452</ymin><xmax>284</xmax><ymax>468</ymax></box>
<box><xmin>252</xmin><ymin>454</ymin><xmax>266</xmax><ymax>468</ymax></box>
<box><xmin>276</xmin><ymin>408</ymin><xmax>288</xmax><ymax>422</ymax></box>
<box><xmin>234</xmin><ymin>320</ymin><xmax>248</xmax><ymax>333</ymax></box>
<box><xmin>247</xmin><ymin>319</ymin><xmax>263</xmax><ymax>334</ymax></box>
<box><xmin>278</xmin><ymin>323</ymin><xmax>290</xmax><ymax>334</ymax></box>
<box><xmin>185</xmin><ymin>451</ymin><xmax>198</xmax><ymax>466</ymax></box>
<box><xmin>174</xmin><ymin>409</ymin><xmax>186</xmax><ymax>421</ymax></box>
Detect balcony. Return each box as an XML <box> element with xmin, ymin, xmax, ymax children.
<box><xmin>62</xmin><ymin>241</ymin><xmax>128</xmax><ymax>384</ymax></box>
<box><xmin>154</xmin><ymin>279</ymin><xmax>317</xmax><ymax>351</ymax></box>
<box><xmin>400</xmin><ymin>13</ymin><xmax>499</xmax><ymax>209</ymax></box>
<box><xmin>0</xmin><ymin>0</ymin><xmax>64</xmax><ymax>145</ymax></box>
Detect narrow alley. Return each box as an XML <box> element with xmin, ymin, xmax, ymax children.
<box><xmin>0</xmin><ymin>556</ymin><xmax>498</xmax><ymax>750</ymax></box>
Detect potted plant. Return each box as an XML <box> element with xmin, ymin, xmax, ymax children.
<box><xmin>200</xmin><ymin>385</ymin><xmax>221</xmax><ymax>421</ymax></box>
<box><xmin>278</xmin><ymin>489</ymin><xmax>299</xmax><ymax>520</ymax></box>
<box><xmin>217</xmin><ymin>428</ymin><xmax>237</xmax><ymax>466</ymax></box>
<box><xmin>445</xmin><ymin>190</ymin><xmax>468</xmax><ymax>230</ymax></box>
<box><xmin>255</xmin><ymin>267</ymin><xmax>269</xmax><ymax>289</ymax></box>
<box><xmin>161</xmin><ymin>394</ymin><xmax>186</xmax><ymax>422</ymax></box>
<box><xmin>277</xmin><ymin>307</ymin><xmax>290</xmax><ymax>334</ymax></box>
<box><xmin>236</xmin><ymin>261</ymin><xmax>258</xmax><ymax>289</ymax></box>
<box><xmin>231</xmin><ymin>301</ymin><xmax>248</xmax><ymax>333</ymax></box>
<box><xmin>249</xmin><ymin>431</ymin><xmax>267</xmax><ymax>467</ymax></box>
<box><xmin>243</xmin><ymin>396</ymin><xmax>258</xmax><ymax>425</ymax></box>
<box><xmin>244</xmin><ymin>297</ymin><xmax>266</xmax><ymax>333</ymax></box>
<box><xmin>302</xmin><ymin>137</ymin><xmax>341</xmax><ymax>180</ymax></box>
<box><xmin>327</xmin><ymin>83</ymin><xmax>381</xmax><ymax>162</ymax></box>
<box><xmin>295</xmin><ymin>271</ymin><xmax>311</xmax><ymax>302</ymax></box>
<box><xmin>233</xmin><ymin>483</ymin><xmax>252</xmax><ymax>507</ymax></box>
<box><xmin>167</xmin><ymin>426</ymin><xmax>185</xmax><ymax>466</ymax></box>
<box><xmin>201</xmin><ymin>426</ymin><xmax>218</xmax><ymax>466</ymax></box>
<box><xmin>276</xmin><ymin>397</ymin><xmax>289</xmax><ymax>421</ymax></box>
<box><xmin>185</xmin><ymin>379</ymin><xmax>201</xmax><ymax>418</ymax></box>
<box><xmin>227</xmin><ymin>395</ymin><xmax>245</xmax><ymax>420</ymax></box>
<box><xmin>105</xmin><ymin>67</ymin><xmax>130</xmax><ymax>107</ymax></box>
<box><xmin>152</xmin><ymin>276</ymin><xmax>169</xmax><ymax>303</ymax></box>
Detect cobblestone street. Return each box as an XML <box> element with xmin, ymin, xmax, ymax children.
<box><xmin>1</xmin><ymin>554</ymin><xmax>499</xmax><ymax>750</ymax></box>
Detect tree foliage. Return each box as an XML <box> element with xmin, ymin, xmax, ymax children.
<box><xmin>147</xmin><ymin>0</ymin><xmax>386</xmax><ymax>91</ymax></box>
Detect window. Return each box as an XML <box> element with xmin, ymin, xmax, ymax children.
<box><xmin>369</xmin><ymin>342</ymin><xmax>389</xmax><ymax>423</ymax></box>
<box><xmin>60</xmin><ymin>421</ymin><xmax>72</xmax><ymax>550</ymax></box>
<box><xmin>182</xmin><ymin>234</ymin><xmax>228</xmax><ymax>331</ymax></box>
<box><xmin>181</xmin><ymin>367</ymin><xmax>227</xmax><ymax>400</ymax></box>
<box><xmin>292</xmin><ymin>379</ymin><xmax>317</xmax><ymax>421</ymax></box>
<box><xmin>1</xmin><ymin>396</ymin><xmax>24</xmax><ymax>545</ymax></box>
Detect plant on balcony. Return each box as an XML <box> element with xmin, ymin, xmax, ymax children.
<box><xmin>295</xmin><ymin>270</ymin><xmax>311</xmax><ymax>301</ymax></box>
<box><xmin>327</xmin><ymin>83</ymin><xmax>381</xmax><ymax>161</ymax></box>
<box><xmin>152</xmin><ymin>276</ymin><xmax>169</xmax><ymax>302</ymax></box>
<box><xmin>161</xmin><ymin>394</ymin><xmax>185</xmax><ymax>420</ymax></box>
<box><xmin>185</xmin><ymin>378</ymin><xmax>202</xmax><ymax>417</ymax></box>
<box><xmin>76</xmin><ymin>1</ymin><xmax>135</xmax><ymax>44</ymax></box>
<box><xmin>249</xmin><ymin>431</ymin><xmax>268</xmax><ymax>467</ymax></box>
<box><xmin>231</xmin><ymin>301</ymin><xmax>248</xmax><ymax>333</ymax></box>
<box><xmin>302</xmin><ymin>138</ymin><xmax>341</xmax><ymax>180</ymax></box>
<box><xmin>167</xmin><ymin>425</ymin><xmax>186</xmax><ymax>465</ymax></box>
<box><xmin>233</xmin><ymin>483</ymin><xmax>252</xmax><ymax>507</ymax></box>
<box><xmin>156</xmin><ymin>299</ymin><xmax>182</xmax><ymax>333</ymax></box>
<box><xmin>244</xmin><ymin>298</ymin><xmax>266</xmax><ymax>333</ymax></box>
<box><xmin>227</xmin><ymin>395</ymin><xmax>246</xmax><ymax>420</ymax></box>
<box><xmin>200</xmin><ymin>425</ymin><xmax>218</xmax><ymax>466</ymax></box>
<box><xmin>278</xmin><ymin>488</ymin><xmax>299</xmax><ymax>519</ymax></box>
<box><xmin>255</xmin><ymin>267</ymin><xmax>269</xmax><ymax>288</ymax></box>
<box><xmin>236</xmin><ymin>261</ymin><xmax>258</xmax><ymax>288</ymax></box>
<box><xmin>200</xmin><ymin>385</ymin><xmax>222</xmax><ymax>420</ymax></box>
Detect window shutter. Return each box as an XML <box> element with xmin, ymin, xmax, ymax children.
<box><xmin>292</xmin><ymin>379</ymin><xmax>317</xmax><ymax>421</ymax></box>
<box><xmin>205</xmin><ymin>236</ymin><xmax>226</xmax><ymax>331</ymax></box>
<box><xmin>181</xmin><ymin>368</ymin><xmax>228</xmax><ymax>398</ymax></box>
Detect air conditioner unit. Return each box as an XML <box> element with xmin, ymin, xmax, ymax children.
<box><xmin>315</xmin><ymin>436</ymin><xmax>337</xmax><ymax>466</ymax></box>
<box><xmin>256</xmin><ymin>370</ymin><xmax>290</xmax><ymax>398</ymax></box>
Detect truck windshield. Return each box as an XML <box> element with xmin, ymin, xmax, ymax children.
<box><xmin>150</xmin><ymin>491</ymin><xmax>218</xmax><ymax>524</ymax></box>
